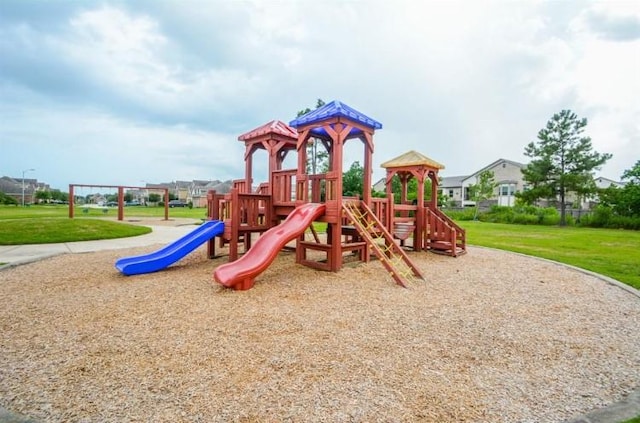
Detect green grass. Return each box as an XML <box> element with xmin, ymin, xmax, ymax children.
<box><xmin>458</xmin><ymin>221</ymin><xmax>640</xmax><ymax>290</ymax></box>
<box><xmin>0</xmin><ymin>204</ymin><xmax>203</xmax><ymax>244</ymax></box>
<box><xmin>621</xmin><ymin>416</ymin><xmax>640</xmax><ymax>423</ymax></box>
<box><xmin>0</xmin><ymin>218</ymin><xmax>151</xmax><ymax>244</ymax></box>
<box><xmin>0</xmin><ymin>204</ymin><xmax>206</xmax><ymax>219</ymax></box>
<box><xmin>2</xmin><ymin>206</ymin><xmax>639</xmax><ymax>291</ymax></box>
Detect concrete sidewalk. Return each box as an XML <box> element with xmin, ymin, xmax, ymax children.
<box><xmin>0</xmin><ymin>223</ymin><xmax>196</xmax><ymax>269</ymax></box>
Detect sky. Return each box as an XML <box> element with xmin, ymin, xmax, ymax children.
<box><xmin>1</xmin><ymin>0</ymin><xmax>639</xmax><ymax>192</ymax></box>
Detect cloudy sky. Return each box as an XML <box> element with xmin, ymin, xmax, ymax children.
<box><xmin>1</xmin><ymin>0</ymin><xmax>639</xmax><ymax>191</ymax></box>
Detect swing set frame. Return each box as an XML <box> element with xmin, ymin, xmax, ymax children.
<box><xmin>68</xmin><ymin>184</ymin><xmax>169</xmax><ymax>221</ymax></box>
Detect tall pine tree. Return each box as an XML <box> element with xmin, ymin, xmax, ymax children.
<box><xmin>519</xmin><ymin>110</ymin><xmax>611</xmax><ymax>226</ymax></box>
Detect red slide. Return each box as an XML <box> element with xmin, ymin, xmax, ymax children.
<box><xmin>213</xmin><ymin>203</ymin><xmax>326</xmax><ymax>290</ymax></box>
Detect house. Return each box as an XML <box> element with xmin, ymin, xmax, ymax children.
<box><xmin>0</xmin><ymin>176</ymin><xmax>48</xmax><ymax>204</ymax></box>
<box><xmin>439</xmin><ymin>158</ymin><xmax>527</xmax><ymax>207</ymax></box>
<box><xmin>439</xmin><ymin>175</ymin><xmax>467</xmax><ymax>206</ymax></box>
<box><xmin>439</xmin><ymin>158</ymin><xmax>624</xmax><ymax>210</ymax></box>
<box><xmin>372</xmin><ymin>177</ymin><xmax>386</xmax><ymax>193</ymax></box>
<box><xmin>189</xmin><ymin>179</ymin><xmax>233</xmax><ymax>208</ymax></box>
<box><xmin>594</xmin><ymin>176</ymin><xmax>625</xmax><ymax>189</ymax></box>
<box><xmin>461</xmin><ymin>158</ymin><xmax>527</xmax><ymax>207</ymax></box>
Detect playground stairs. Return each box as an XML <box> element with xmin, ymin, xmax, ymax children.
<box><xmin>425</xmin><ymin>208</ymin><xmax>467</xmax><ymax>257</ymax></box>
<box><xmin>342</xmin><ymin>201</ymin><xmax>424</xmax><ymax>288</ymax></box>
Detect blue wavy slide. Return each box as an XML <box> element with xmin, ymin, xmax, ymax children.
<box><xmin>115</xmin><ymin>220</ymin><xmax>224</xmax><ymax>276</ymax></box>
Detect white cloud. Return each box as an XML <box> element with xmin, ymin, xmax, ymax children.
<box><xmin>1</xmin><ymin>0</ymin><xmax>638</xmax><ymax>190</ymax></box>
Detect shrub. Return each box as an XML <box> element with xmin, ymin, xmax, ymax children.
<box><xmin>511</xmin><ymin>214</ymin><xmax>539</xmax><ymax>225</ymax></box>
<box><xmin>0</xmin><ymin>192</ymin><xmax>19</xmax><ymax>205</ymax></box>
<box><xmin>443</xmin><ymin>209</ymin><xmax>475</xmax><ymax>221</ymax></box>
<box><xmin>577</xmin><ymin>205</ymin><xmax>640</xmax><ymax>230</ymax></box>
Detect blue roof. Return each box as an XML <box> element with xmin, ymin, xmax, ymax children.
<box><xmin>289</xmin><ymin>100</ymin><xmax>383</xmax><ymax>133</ymax></box>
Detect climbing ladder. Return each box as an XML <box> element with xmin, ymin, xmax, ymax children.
<box><xmin>342</xmin><ymin>200</ymin><xmax>424</xmax><ymax>288</ymax></box>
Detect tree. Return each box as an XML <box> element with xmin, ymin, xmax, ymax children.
<box><xmin>343</xmin><ymin>161</ymin><xmax>364</xmax><ymax>196</ymax></box>
<box><xmin>622</xmin><ymin>160</ymin><xmax>640</xmax><ymax>184</ymax></box>
<box><xmin>619</xmin><ymin>160</ymin><xmax>640</xmax><ymax>217</ymax></box>
<box><xmin>468</xmin><ymin>170</ymin><xmax>496</xmax><ymax>220</ymax></box>
<box><xmin>406</xmin><ymin>178</ymin><xmax>433</xmax><ymax>203</ymax></box>
<box><xmin>519</xmin><ymin>109</ymin><xmax>612</xmax><ymax>226</ymax></box>
<box><xmin>0</xmin><ymin>191</ymin><xmax>18</xmax><ymax>205</ymax></box>
<box><xmin>35</xmin><ymin>190</ymin><xmax>51</xmax><ymax>203</ymax></box>
<box><xmin>50</xmin><ymin>189</ymin><xmax>68</xmax><ymax>202</ymax></box>
<box><xmin>297</xmin><ymin>99</ymin><xmax>328</xmax><ymax>174</ymax></box>
<box><xmin>148</xmin><ymin>193</ymin><xmax>161</xmax><ymax>203</ymax></box>
<box><xmin>600</xmin><ymin>160</ymin><xmax>640</xmax><ymax>217</ymax></box>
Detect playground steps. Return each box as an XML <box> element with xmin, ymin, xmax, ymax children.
<box><xmin>342</xmin><ymin>201</ymin><xmax>424</xmax><ymax>288</ymax></box>
<box><xmin>425</xmin><ymin>208</ymin><xmax>466</xmax><ymax>257</ymax></box>
<box><xmin>429</xmin><ymin>241</ymin><xmax>467</xmax><ymax>256</ymax></box>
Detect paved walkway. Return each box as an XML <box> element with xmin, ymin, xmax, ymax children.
<box><xmin>0</xmin><ymin>221</ymin><xmax>197</xmax><ymax>269</ymax></box>
<box><xmin>0</xmin><ymin>224</ymin><xmax>638</xmax><ymax>422</ymax></box>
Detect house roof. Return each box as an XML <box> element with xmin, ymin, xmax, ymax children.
<box><xmin>468</xmin><ymin>158</ymin><xmax>526</xmax><ymax>179</ymax></box>
<box><xmin>596</xmin><ymin>176</ymin><xmax>623</xmax><ymax>184</ymax></box>
<box><xmin>439</xmin><ymin>175</ymin><xmax>467</xmax><ymax>188</ymax></box>
<box><xmin>380</xmin><ymin>150</ymin><xmax>445</xmax><ymax>170</ymax></box>
<box><xmin>238</xmin><ymin>120</ymin><xmax>298</xmax><ymax>141</ymax></box>
<box><xmin>289</xmin><ymin>100</ymin><xmax>382</xmax><ymax>137</ymax></box>
<box><xmin>595</xmin><ymin>176</ymin><xmax>625</xmax><ymax>187</ymax></box>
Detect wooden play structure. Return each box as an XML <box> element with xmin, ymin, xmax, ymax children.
<box><xmin>207</xmin><ymin>100</ymin><xmax>466</xmax><ymax>290</ymax></box>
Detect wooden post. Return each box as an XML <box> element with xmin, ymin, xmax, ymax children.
<box><xmin>245</xmin><ymin>150</ymin><xmax>253</xmax><ymax>192</ymax></box>
<box><xmin>229</xmin><ymin>188</ymin><xmax>239</xmax><ymax>262</ymax></box>
<box><xmin>68</xmin><ymin>184</ymin><xmax>74</xmax><ymax>218</ymax></box>
<box><xmin>363</xmin><ymin>141</ymin><xmax>372</xmax><ymax>207</ymax></box>
<box><xmin>207</xmin><ymin>190</ymin><xmax>216</xmax><ymax>258</ymax></box>
<box><xmin>163</xmin><ymin>188</ymin><xmax>169</xmax><ymax>221</ymax></box>
<box><xmin>415</xmin><ymin>174</ymin><xmax>425</xmax><ymax>252</ymax></box>
<box><xmin>117</xmin><ymin>187</ymin><xmax>124</xmax><ymax>221</ymax></box>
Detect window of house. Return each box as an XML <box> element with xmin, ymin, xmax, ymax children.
<box><xmin>448</xmin><ymin>189</ymin><xmax>454</xmax><ymax>198</ymax></box>
<box><xmin>464</xmin><ymin>187</ymin><xmax>470</xmax><ymax>200</ymax></box>
<box><xmin>500</xmin><ymin>184</ymin><xmax>515</xmax><ymax>196</ymax></box>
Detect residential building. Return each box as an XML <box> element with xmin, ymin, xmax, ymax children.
<box><xmin>372</xmin><ymin>177</ymin><xmax>386</xmax><ymax>193</ymax></box>
<box><xmin>439</xmin><ymin>158</ymin><xmax>527</xmax><ymax>207</ymax></box>
<box><xmin>460</xmin><ymin>158</ymin><xmax>527</xmax><ymax>207</ymax></box>
<box><xmin>438</xmin><ymin>158</ymin><xmax>622</xmax><ymax>210</ymax></box>
<box><xmin>439</xmin><ymin>175</ymin><xmax>467</xmax><ymax>206</ymax></box>
<box><xmin>594</xmin><ymin>176</ymin><xmax>625</xmax><ymax>190</ymax></box>
<box><xmin>0</xmin><ymin>176</ymin><xmax>49</xmax><ymax>204</ymax></box>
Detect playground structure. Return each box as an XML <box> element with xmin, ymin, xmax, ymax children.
<box><xmin>68</xmin><ymin>184</ymin><xmax>169</xmax><ymax>221</ymax></box>
<box><xmin>115</xmin><ymin>100</ymin><xmax>466</xmax><ymax>289</ymax></box>
<box><xmin>206</xmin><ymin>100</ymin><xmax>466</xmax><ymax>290</ymax></box>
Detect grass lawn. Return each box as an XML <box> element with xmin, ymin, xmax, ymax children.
<box><xmin>1</xmin><ymin>206</ymin><xmax>639</xmax><ymax>291</ymax></box>
<box><xmin>458</xmin><ymin>221</ymin><xmax>640</xmax><ymax>290</ymax></box>
<box><xmin>0</xmin><ymin>204</ymin><xmax>206</xmax><ymax>220</ymax></box>
<box><xmin>0</xmin><ymin>205</ymin><xmax>195</xmax><ymax>244</ymax></box>
<box><xmin>0</xmin><ymin>218</ymin><xmax>151</xmax><ymax>244</ymax></box>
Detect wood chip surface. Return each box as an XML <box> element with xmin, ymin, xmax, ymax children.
<box><xmin>1</xmin><ymin>242</ymin><xmax>639</xmax><ymax>422</ymax></box>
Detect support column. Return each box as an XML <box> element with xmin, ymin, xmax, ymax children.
<box><xmin>245</xmin><ymin>151</ymin><xmax>253</xmax><ymax>193</ymax></box>
<box><xmin>363</xmin><ymin>142</ymin><xmax>372</xmax><ymax>206</ymax></box>
<box><xmin>163</xmin><ymin>189</ymin><xmax>169</xmax><ymax>220</ymax></box>
<box><xmin>430</xmin><ymin>172</ymin><xmax>439</xmax><ymax>210</ymax></box>
<box><xmin>415</xmin><ymin>175</ymin><xmax>425</xmax><ymax>252</ymax></box>
<box><xmin>117</xmin><ymin>187</ymin><xmax>124</xmax><ymax>221</ymax></box>
<box><xmin>69</xmin><ymin>185</ymin><xmax>74</xmax><ymax>218</ymax></box>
